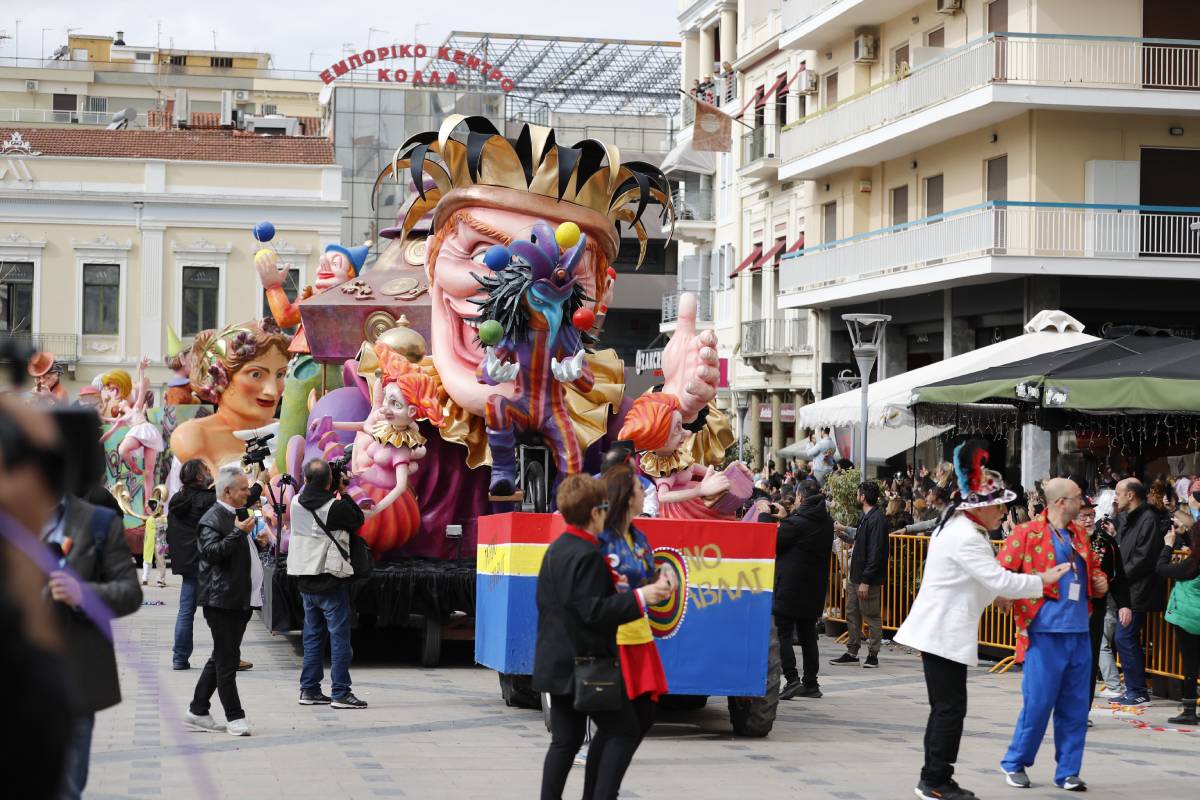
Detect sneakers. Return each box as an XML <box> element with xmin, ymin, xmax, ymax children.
<box><xmin>1057</xmin><ymin>776</ymin><xmax>1086</xmax><ymax>792</ymax></box>
<box><xmin>1097</xmin><ymin>686</ymin><xmax>1123</xmax><ymax>699</ymax></box>
<box><xmin>914</xmin><ymin>779</ymin><xmax>977</xmax><ymax>799</ymax></box>
<box><xmin>184</xmin><ymin>712</ymin><xmax>225</xmax><ymax>733</ymax></box>
<box><xmin>794</xmin><ymin>684</ymin><xmax>823</xmax><ymax>698</ymax></box>
<box><xmin>298</xmin><ymin>688</ymin><xmax>332</xmax><ymax>705</ymax></box>
<box><xmin>863</xmin><ymin>654</ymin><xmax>879</xmax><ymax>669</ymax></box>
<box><xmin>1002</xmin><ymin>768</ymin><xmax>1032</xmax><ymax>788</ymax></box>
<box><xmin>1113</xmin><ymin>691</ymin><xmax>1151</xmax><ymax>708</ymax></box>
<box><xmin>172</xmin><ymin>662</ymin><xmax>190</xmax><ymax>671</ymax></box>
<box><xmin>830</xmin><ymin>652</ymin><xmax>860</xmax><ymax>666</ymax></box>
<box><xmin>226</xmin><ymin>718</ymin><xmax>252</xmax><ymax>736</ymax></box>
<box><xmin>780</xmin><ymin>679</ymin><xmax>803</xmax><ymax>700</ymax></box>
<box><xmin>1167</xmin><ymin>705</ymin><xmax>1198</xmax><ymax>726</ymax></box>
<box><xmin>332</xmin><ymin>692</ymin><xmax>368</xmax><ymax>709</ymax></box>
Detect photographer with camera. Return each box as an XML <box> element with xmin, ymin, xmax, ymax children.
<box><xmin>287</xmin><ymin>458</ymin><xmax>368</xmax><ymax>709</ymax></box>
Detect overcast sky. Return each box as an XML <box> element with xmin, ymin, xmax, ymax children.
<box><xmin>3</xmin><ymin>0</ymin><xmax>681</xmax><ymax>68</ymax></box>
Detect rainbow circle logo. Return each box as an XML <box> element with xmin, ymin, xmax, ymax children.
<box><xmin>647</xmin><ymin>547</ymin><xmax>688</xmax><ymax>639</ymax></box>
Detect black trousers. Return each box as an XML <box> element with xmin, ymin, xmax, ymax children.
<box><xmin>776</xmin><ymin>614</ymin><xmax>820</xmax><ymax>686</ymax></box>
<box><xmin>1178</xmin><ymin>628</ymin><xmax>1200</xmax><ymax>701</ymax></box>
<box><xmin>920</xmin><ymin>652</ymin><xmax>968</xmax><ymax>788</ymax></box>
<box><xmin>541</xmin><ymin>692</ymin><xmax>653</xmax><ymax>800</ymax></box>
<box><xmin>190</xmin><ymin>607</ymin><xmax>251</xmax><ymax>721</ymax></box>
<box><xmin>1088</xmin><ymin>597</ymin><xmax>1106</xmax><ymax>691</ymax></box>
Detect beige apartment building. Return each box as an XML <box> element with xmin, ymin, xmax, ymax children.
<box><xmin>672</xmin><ymin>0</ymin><xmax>815</xmax><ymax>468</ymax></box>
<box><xmin>778</xmin><ymin>0</ymin><xmax>1200</xmax><ymax>372</ymax></box>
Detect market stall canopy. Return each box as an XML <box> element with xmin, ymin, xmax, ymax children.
<box><xmin>796</xmin><ymin>311</ymin><xmax>1096</xmax><ymax>460</ymax></box>
<box><xmin>910</xmin><ymin>332</ymin><xmax>1186</xmax><ymax>408</ymax></box>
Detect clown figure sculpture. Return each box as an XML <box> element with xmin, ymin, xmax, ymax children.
<box><xmin>472</xmin><ymin>221</ymin><xmax>595</xmax><ymax>496</ymax></box>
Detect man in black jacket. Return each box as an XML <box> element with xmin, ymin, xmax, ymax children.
<box><xmin>166</xmin><ymin>458</ymin><xmax>214</xmax><ymax>670</ymax></box>
<box><xmin>288</xmin><ymin>458</ymin><xmax>367</xmax><ymax>709</ymax></box>
<box><xmin>776</xmin><ymin>479</ymin><xmax>834</xmax><ymax>699</ymax></box>
<box><xmin>832</xmin><ymin>482</ymin><xmax>889</xmax><ymax>668</ymax></box>
<box><xmin>186</xmin><ymin>463</ymin><xmax>265</xmax><ymax>736</ymax></box>
<box><xmin>1112</xmin><ymin>478</ymin><xmax>1167</xmax><ymax>707</ymax></box>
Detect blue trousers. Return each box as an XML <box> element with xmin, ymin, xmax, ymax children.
<box><xmin>60</xmin><ymin>714</ymin><xmax>94</xmax><ymax>800</ymax></box>
<box><xmin>1001</xmin><ymin>631</ymin><xmax>1091</xmax><ymax>785</ymax></box>
<box><xmin>1113</xmin><ymin>610</ymin><xmax>1147</xmax><ymax>694</ymax></box>
<box><xmin>300</xmin><ymin>585</ymin><xmax>353</xmax><ymax>699</ymax></box>
<box><xmin>173</xmin><ymin>576</ymin><xmax>199</xmax><ymax>668</ymax></box>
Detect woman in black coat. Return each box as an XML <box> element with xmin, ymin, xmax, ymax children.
<box><xmin>775</xmin><ymin>479</ymin><xmax>834</xmax><ymax>699</ymax></box>
<box><xmin>166</xmin><ymin>459</ymin><xmax>214</xmax><ymax>670</ymax></box>
<box><xmin>533</xmin><ymin>475</ymin><xmax>672</xmax><ymax>800</ymax></box>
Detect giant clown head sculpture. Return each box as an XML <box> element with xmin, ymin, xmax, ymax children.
<box><xmin>373</xmin><ymin>115</ymin><xmax>674</xmax><ymax>417</ymax></box>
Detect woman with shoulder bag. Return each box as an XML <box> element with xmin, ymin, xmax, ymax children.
<box><xmin>533</xmin><ymin>474</ymin><xmax>673</xmax><ymax>800</ymax></box>
<box><xmin>1158</xmin><ymin>519</ymin><xmax>1200</xmax><ymax>725</ymax></box>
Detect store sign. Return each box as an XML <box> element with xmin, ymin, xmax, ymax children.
<box><xmin>320</xmin><ymin>44</ymin><xmax>515</xmax><ymax>91</ymax></box>
<box><xmin>759</xmin><ymin>403</ymin><xmax>796</xmax><ymax>423</ymax></box>
<box><xmin>635</xmin><ymin>347</ymin><xmax>663</xmax><ymax>376</ymax></box>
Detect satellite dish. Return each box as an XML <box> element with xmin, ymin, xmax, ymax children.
<box><xmin>52</xmin><ymin>45</ymin><xmax>69</xmax><ymax>60</ymax></box>
<box><xmin>106</xmin><ymin>107</ymin><xmax>137</xmax><ymax>130</ymax></box>
<box><xmin>318</xmin><ymin>83</ymin><xmax>333</xmax><ymax>107</ymax></box>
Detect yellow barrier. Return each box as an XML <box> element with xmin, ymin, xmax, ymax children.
<box><xmin>825</xmin><ymin>534</ymin><xmax>1193</xmax><ymax>684</ymax></box>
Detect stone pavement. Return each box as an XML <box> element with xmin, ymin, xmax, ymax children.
<box><xmin>88</xmin><ymin>577</ymin><xmax>1195</xmax><ymax>800</ymax></box>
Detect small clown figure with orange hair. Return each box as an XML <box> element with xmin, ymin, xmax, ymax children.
<box><xmin>311</xmin><ymin>343</ymin><xmax>445</xmax><ymax>554</ymax></box>
<box><xmin>619</xmin><ymin>392</ymin><xmax>754</xmax><ymax>521</ymax></box>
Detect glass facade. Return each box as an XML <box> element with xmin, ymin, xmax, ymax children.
<box><xmin>331</xmin><ymin>86</ymin><xmax>505</xmax><ymax>247</ymax></box>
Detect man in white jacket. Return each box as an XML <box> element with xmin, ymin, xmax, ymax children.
<box><xmin>896</xmin><ymin>445</ymin><xmax>1070</xmax><ymax>800</ymax></box>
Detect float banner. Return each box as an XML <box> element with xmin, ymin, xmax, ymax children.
<box><xmin>476</xmin><ymin>513</ymin><xmax>775</xmax><ymax>697</ymax></box>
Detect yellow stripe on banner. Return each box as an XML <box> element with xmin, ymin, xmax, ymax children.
<box><xmin>477</xmin><ymin>542</ymin><xmax>549</xmax><ymax>577</ymax></box>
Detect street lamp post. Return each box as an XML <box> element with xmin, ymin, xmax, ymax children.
<box><xmin>841</xmin><ymin>313</ymin><xmax>891</xmax><ymax>475</ymax></box>
<box><xmin>735</xmin><ymin>390</ymin><xmax>750</xmax><ymax>463</ymax></box>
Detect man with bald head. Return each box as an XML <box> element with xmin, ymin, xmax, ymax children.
<box><xmin>996</xmin><ymin>477</ymin><xmax>1108</xmax><ymax>792</ymax></box>
<box><xmin>1111</xmin><ymin>477</ymin><xmax>1168</xmax><ymax>708</ymax></box>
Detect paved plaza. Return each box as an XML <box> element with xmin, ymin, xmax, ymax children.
<box><xmin>87</xmin><ymin>577</ymin><xmax>1195</xmax><ymax>800</ymax></box>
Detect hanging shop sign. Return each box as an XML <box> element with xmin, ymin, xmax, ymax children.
<box><xmin>758</xmin><ymin>403</ymin><xmax>796</xmax><ymax>423</ymax></box>
<box><xmin>319</xmin><ymin>44</ymin><xmax>515</xmax><ymax>91</ymax></box>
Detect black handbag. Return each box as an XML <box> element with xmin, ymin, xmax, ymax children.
<box><xmin>311</xmin><ymin>508</ymin><xmax>374</xmax><ymax>580</ymax></box>
<box><xmin>573</xmin><ymin>656</ymin><xmax>624</xmax><ymax>713</ymax></box>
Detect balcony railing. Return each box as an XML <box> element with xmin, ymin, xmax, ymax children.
<box><xmin>0</xmin><ymin>332</ymin><xmax>79</xmax><ymax>364</ymax></box>
<box><xmin>553</xmin><ymin>124</ymin><xmax>675</xmax><ymax>153</ymax></box>
<box><xmin>741</xmin><ymin>318</ymin><xmax>809</xmax><ymax>357</ymax></box>
<box><xmin>672</xmin><ymin>186</ymin><xmax>714</xmax><ymax>222</ymax></box>
<box><xmin>780</xmin><ymin>202</ymin><xmax>1200</xmax><ymax>296</ymax></box>
<box><xmin>662</xmin><ymin>290</ymin><xmax>714</xmax><ymax>324</ymax></box>
<box><xmin>741</xmin><ymin>124</ymin><xmax>780</xmax><ymax>166</ymax></box>
<box><xmin>782</xmin><ymin>33</ymin><xmax>1200</xmax><ymax>166</ymax></box>
<box><xmin>0</xmin><ymin>107</ymin><xmax>149</xmax><ymax>127</ymax></box>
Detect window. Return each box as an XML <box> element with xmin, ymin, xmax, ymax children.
<box><xmin>262</xmin><ymin>268</ymin><xmax>300</xmax><ymax>334</ymax></box>
<box><xmin>752</xmin><ymin>84</ymin><xmax>766</xmax><ymax>129</ymax></box>
<box><xmin>774</xmin><ymin>73</ymin><xmax>788</xmax><ymax>128</ymax></box>
<box><xmin>772</xmin><ymin>235</ymin><xmax>787</xmax><ymax>269</ymax></box>
<box><xmin>82</xmin><ymin>264</ymin><xmax>120</xmax><ymax>335</ymax></box>
<box><xmin>893</xmin><ymin>44</ymin><xmax>910</xmax><ymax>75</ymax></box>
<box><xmin>0</xmin><ymin>262</ymin><xmax>34</xmax><ymax>333</ymax></box>
<box><xmin>925</xmin><ymin>174</ymin><xmax>944</xmax><ymax>218</ymax></box>
<box><xmin>210</xmin><ymin>56</ymin><xmax>233</xmax><ymax>69</ymax></box>
<box><xmin>824</xmin><ymin>71</ymin><xmax>839</xmax><ymax>105</ymax></box>
<box><xmin>134</xmin><ymin>51</ymin><xmax>152</xmax><ymax>61</ymax></box>
<box><xmin>822</xmin><ymin>201</ymin><xmax>837</xmax><ymax>243</ymax></box>
<box><xmin>52</xmin><ymin>93</ymin><xmax>77</xmax><ymax>112</ymax></box>
<box><xmin>927</xmin><ymin>27</ymin><xmax>945</xmax><ymax>48</ymax></box>
<box><xmin>891</xmin><ymin>185</ymin><xmax>909</xmax><ymax>226</ymax></box>
<box><xmin>169</xmin><ymin>54</ymin><xmax>186</xmax><ymax>66</ymax></box>
<box><xmin>85</xmin><ymin>96</ymin><xmax>107</xmax><ymax>113</ymax></box>
<box><xmin>182</xmin><ymin>266</ymin><xmax>220</xmax><ymax>336</ymax></box>
<box><xmin>261</xmin><ymin>104</ymin><xmax>278</xmax><ymax>115</ymax></box>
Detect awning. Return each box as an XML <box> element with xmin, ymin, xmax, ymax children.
<box><xmin>787</xmin><ymin>234</ymin><xmax>805</xmax><ymax>253</ymax></box>
<box><xmin>660</xmin><ymin>135</ymin><xmax>717</xmax><ymax>175</ymax></box>
<box><xmin>754</xmin><ymin>240</ymin><xmax>787</xmax><ymax>270</ymax></box>
<box><xmin>730</xmin><ymin>245</ymin><xmax>762</xmax><ymax>277</ymax></box>
<box><xmin>736</xmin><ymin>73</ymin><xmax>787</xmax><ymax>118</ymax></box>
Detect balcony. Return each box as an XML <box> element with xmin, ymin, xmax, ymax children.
<box><xmin>661</xmin><ymin>290</ymin><xmax>715</xmax><ymax>325</ymax></box>
<box><xmin>739</xmin><ymin>10</ymin><xmax>783</xmax><ymax>58</ymax></box>
<box><xmin>741</xmin><ymin>317</ymin><xmax>810</xmax><ymax>373</ymax></box>
<box><xmin>778</xmin><ymin>202</ymin><xmax>1200</xmax><ymax>308</ymax></box>
<box><xmin>739</xmin><ymin>124</ymin><xmax>780</xmax><ymax>180</ymax></box>
<box><xmin>781</xmin><ymin>0</ymin><xmax>916</xmax><ymax>51</ymax></box>
<box><xmin>0</xmin><ymin>332</ymin><xmax>79</xmax><ymax>365</ymax></box>
<box><xmin>670</xmin><ymin>186</ymin><xmax>716</xmax><ymax>244</ymax></box>
<box><xmin>779</xmin><ymin>34</ymin><xmax>1200</xmax><ymax>181</ymax></box>
<box><xmin>0</xmin><ymin>108</ymin><xmax>148</xmax><ymax>127</ymax></box>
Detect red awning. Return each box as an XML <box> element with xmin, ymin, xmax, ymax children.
<box><xmin>730</xmin><ymin>245</ymin><xmax>763</xmax><ymax>277</ymax></box>
<box><xmin>787</xmin><ymin>234</ymin><xmax>805</xmax><ymax>253</ymax></box>
<box><xmin>754</xmin><ymin>240</ymin><xmax>787</xmax><ymax>270</ymax></box>
<box><xmin>738</xmin><ymin>73</ymin><xmax>787</xmax><ymax>117</ymax></box>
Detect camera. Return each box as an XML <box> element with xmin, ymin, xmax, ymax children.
<box><xmin>242</xmin><ymin>433</ymin><xmax>275</xmax><ymax>468</ymax></box>
<box><xmin>329</xmin><ymin>445</ymin><xmax>354</xmax><ymax>488</ymax></box>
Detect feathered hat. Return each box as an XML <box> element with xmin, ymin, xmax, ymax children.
<box><xmin>953</xmin><ymin>439</ymin><xmax>1016</xmax><ymax>509</ymax></box>
<box><xmin>372</xmin><ymin>115</ymin><xmax>674</xmax><ymax>266</ymax></box>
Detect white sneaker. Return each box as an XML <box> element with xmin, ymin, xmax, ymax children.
<box><xmin>225</xmin><ymin>718</ymin><xmax>252</xmax><ymax>737</ymax></box>
<box><xmin>1098</xmin><ymin>686</ymin><xmax>1124</xmax><ymax>699</ymax></box>
<box><xmin>184</xmin><ymin>713</ymin><xmax>225</xmax><ymax>733</ymax></box>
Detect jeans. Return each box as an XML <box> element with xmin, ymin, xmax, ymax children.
<box><xmin>1095</xmin><ymin>600</ymin><xmax>1120</xmax><ymax>691</ymax></box>
<box><xmin>1113</xmin><ymin>610</ymin><xmax>1148</xmax><ymax>694</ymax></box>
<box><xmin>173</xmin><ymin>575</ymin><xmax>199</xmax><ymax>667</ymax></box>
<box><xmin>541</xmin><ymin>692</ymin><xmax>647</xmax><ymax>800</ymax></box>
<box><xmin>846</xmin><ymin>584</ymin><xmax>883</xmax><ymax>658</ymax></box>
<box><xmin>59</xmin><ymin>714</ymin><xmax>94</xmax><ymax>800</ymax></box>
<box><xmin>776</xmin><ymin>614</ymin><xmax>820</xmax><ymax>686</ymax></box>
<box><xmin>919</xmin><ymin>652</ymin><xmax>967</xmax><ymax>788</ymax></box>
<box><xmin>300</xmin><ymin>584</ymin><xmax>354</xmax><ymax>699</ymax></box>
<box><xmin>190</xmin><ymin>607</ymin><xmax>252</xmax><ymax>721</ymax></box>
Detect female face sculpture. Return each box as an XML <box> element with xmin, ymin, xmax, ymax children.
<box><xmin>220</xmin><ymin>349</ymin><xmax>289</xmax><ymax>425</ymax></box>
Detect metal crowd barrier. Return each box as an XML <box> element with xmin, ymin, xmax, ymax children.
<box><xmin>825</xmin><ymin>533</ymin><xmax>1191</xmax><ymax>684</ymax></box>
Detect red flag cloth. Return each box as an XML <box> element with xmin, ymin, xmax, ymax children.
<box><xmin>620</xmin><ymin>639</ymin><xmax>669</xmax><ymax>701</ymax></box>
<box><xmin>692</xmin><ymin>100</ymin><xmax>733</xmax><ymax>153</ymax></box>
